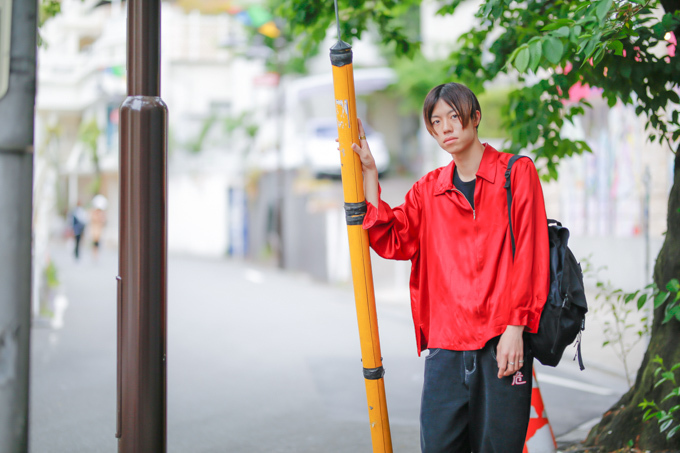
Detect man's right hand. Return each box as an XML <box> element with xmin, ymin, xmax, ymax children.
<box><xmin>335</xmin><ymin>118</ymin><xmax>379</xmax><ymax>206</ymax></box>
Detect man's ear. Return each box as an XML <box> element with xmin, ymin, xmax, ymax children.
<box><xmin>473</xmin><ymin>110</ymin><xmax>481</xmax><ymax>128</ymax></box>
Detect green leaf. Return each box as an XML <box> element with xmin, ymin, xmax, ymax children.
<box><xmin>581</xmin><ymin>39</ymin><xmax>598</xmax><ymax>62</ymax></box>
<box><xmin>529</xmin><ymin>41</ymin><xmax>542</xmax><ymax>72</ymax></box>
<box><xmin>554</xmin><ymin>26</ymin><xmax>570</xmax><ymax>38</ymax></box>
<box><xmin>667</xmin><ymin>279</ymin><xmax>680</xmax><ymax>293</ymax></box>
<box><xmin>663</xmin><ymin>388</ymin><xmax>680</xmax><ymax>401</ymax></box>
<box><xmin>625</xmin><ymin>291</ymin><xmax>639</xmax><ymax>303</ymax></box>
<box><xmin>543</xmin><ymin>37</ymin><xmax>564</xmax><ymax>64</ymax></box>
<box><xmin>609</xmin><ymin>40</ymin><xmax>624</xmax><ymax>56</ymax></box>
<box><xmin>515</xmin><ymin>47</ymin><xmax>530</xmax><ymax>73</ymax></box>
<box><xmin>664</xmin><ymin>305</ymin><xmax>680</xmax><ymax>324</ymax></box>
<box><xmin>662</xmin><ymin>13</ymin><xmax>678</xmax><ymax>30</ymax></box>
<box><xmin>541</xmin><ymin>19</ymin><xmax>574</xmax><ymax>31</ymax></box>
<box><xmin>638</xmin><ymin>294</ymin><xmax>648</xmax><ymax>310</ymax></box>
<box><xmin>660</xmin><ymin>412</ymin><xmax>673</xmax><ymax>423</ymax></box>
<box><xmin>655</xmin><ymin>291</ymin><xmax>671</xmax><ymax>308</ymax></box>
<box><xmin>596</xmin><ymin>0</ymin><xmax>613</xmax><ymax>23</ymax></box>
<box><xmin>662</xmin><ymin>371</ymin><xmax>676</xmax><ymax>382</ymax></box>
<box><xmin>621</xmin><ymin>65</ymin><xmax>632</xmax><ymax>78</ymax></box>
<box><xmin>660</xmin><ymin>419</ymin><xmax>674</xmax><ymax>433</ymax></box>
<box><xmin>668</xmin><ymin>425</ymin><xmax>680</xmax><ymax>439</ymax></box>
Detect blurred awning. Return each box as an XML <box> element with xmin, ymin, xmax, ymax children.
<box><xmin>287</xmin><ymin>67</ymin><xmax>396</xmax><ymax>103</ymax></box>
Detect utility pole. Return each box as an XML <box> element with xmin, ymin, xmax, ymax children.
<box><xmin>329</xmin><ymin>2</ymin><xmax>392</xmax><ymax>450</ymax></box>
<box><xmin>117</xmin><ymin>0</ymin><xmax>168</xmax><ymax>451</ymax></box>
<box><xmin>0</xmin><ymin>0</ymin><xmax>37</xmax><ymax>452</ymax></box>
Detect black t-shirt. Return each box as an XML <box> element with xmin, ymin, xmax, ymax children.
<box><xmin>453</xmin><ymin>166</ymin><xmax>475</xmax><ymax>210</ymax></box>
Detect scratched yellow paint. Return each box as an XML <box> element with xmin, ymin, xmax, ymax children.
<box><xmin>331</xmin><ymin>59</ymin><xmax>393</xmax><ymax>453</ymax></box>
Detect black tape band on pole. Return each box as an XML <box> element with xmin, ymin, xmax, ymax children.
<box><xmin>344</xmin><ymin>201</ymin><xmax>367</xmax><ymax>225</ymax></box>
<box><xmin>363</xmin><ymin>366</ymin><xmax>385</xmax><ymax>380</ymax></box>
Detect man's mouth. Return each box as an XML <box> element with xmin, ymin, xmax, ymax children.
<box><xmin>444</xmin><ymin>137</ymin><xmax>457</xmax><ymax>144</ymax></box>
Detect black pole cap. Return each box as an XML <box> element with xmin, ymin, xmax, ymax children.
<box><xmin>330</xmin><ymin>40</ymin><xmax>353</xmax><ymax>67</ymax></box>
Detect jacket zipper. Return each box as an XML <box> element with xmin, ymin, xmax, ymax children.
<box><xmin>452</xmin><ymin>188</ymin><xmax>476</xmax><ymax>220</ymax></box>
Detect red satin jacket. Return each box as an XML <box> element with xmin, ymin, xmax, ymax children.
<box><xmin>363</xmin><ymin>144</ymin><xmax>549</xmax><ymax>355</ymax></box>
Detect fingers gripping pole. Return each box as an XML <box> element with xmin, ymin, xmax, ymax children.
<box><xmin>330</xmin><ymin>36</ymin><xmax>393</xmax><ymax>453</ymax></box>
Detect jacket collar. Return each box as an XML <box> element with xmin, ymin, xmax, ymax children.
<box><xmin>435</xmin><ymin>143</ymin><xmax>499</xmax><ymax>195</ymax></box>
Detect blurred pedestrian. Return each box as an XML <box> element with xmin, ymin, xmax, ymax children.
<box><xmin>69</xmin><ymin>201</ymin><xmax>87</xmax><ymax>260</ymax></box>
<box><xmin>350</xmin><ymin>82</ymin><xmax>549</xmax><ymax>453</ymax></box>
<box><xmin>89</xmin><ymin>194</ymin><xmax>108</xmax><ymax>261</ymax></box>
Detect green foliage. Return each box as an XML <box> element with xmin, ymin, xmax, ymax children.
<box><xmin>77</xmin><ymin>117</ymin><xmax>102</xmax><ymax>195</ymax></box>
<box><xmin>45</xmin><ymin>260</ymin><xmax>59</xmax><ymax>289</ymax></box>
<box><xmin>590</xmin><ymin>274</ymin><xmax>680</xmax><ymax>440</ymax></box>
<box><xmin>586</xmin><ymin>257</ymin><xmax>653</xmax><ymax>385</ymax></box>
<box><xmin>389</xmin><ymin>56</ymin><xmax>510</xmax><ymax>138</ymax></box>
<box><xmin>640</xmin><ymin>355</ymin><xmax>680</xmax><ymax>441</ymax></box>
<box><xmin>39</xmin><ymin>0</ymin><xmax>87</xmax><ymax>46</ymax></box>
<box><xmin>185</xmin><ymin>111</ymin><xmax>259</xmax><ymax>156</ymax></box>
<box><xmin>278</xmin><ymin>0</ymin><xmax>680</xmax><ymax>180</ymax></box>
<box><xmin>39</xmin><ymin>0</ymin><xmax>61</xmax><ymax>28</ymax></box>
<box><xmin>389</xmin><ymin>54</ymin><xmax>449</xmax><ymax>113</ymax></box>
<box><xmin>585</xmin><ymin>257</ymin><xmax>680</xmax><ymax>387</ymax></box>
<box><xmin>272</xmin><ymin>0</ymin><xmax>421</xmax><ymax>59</ymax></box>
<box><xmin>500</xmin><ymin>0</ymin><xmax>680</xmax><ymax>154</ymax></box>
<box><xmin>477</xmin><ymin>88</ymin><xmax>512</xmax><ymax>139</ymax></box>
<box><xmin>658</xmin><ymin>278</ymin><xmax>680</xmax><ymax>324</ymax></box>
<box><xmin>188</xmin><ymin>115</ymin><xmax>218</xmax><ymax>154</ymax></box>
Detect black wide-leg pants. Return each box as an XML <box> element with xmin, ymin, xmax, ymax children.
<box><xmin>420</xmin><ymin>336</ymin><xmax>533</xmax><ymax>453</ymax></box>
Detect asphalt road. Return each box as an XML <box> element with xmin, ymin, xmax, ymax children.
<box><xmin>29</xmin><ymin>243</ymin><xmax>628</xmax><ymax>452</ymax></box>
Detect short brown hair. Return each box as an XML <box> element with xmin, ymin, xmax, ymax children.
<box><xmin>423</xmin><ymin>83</ymin><xmax>482</xmax><ymax>135</ymax></box>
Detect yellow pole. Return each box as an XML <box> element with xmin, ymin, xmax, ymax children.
<box><xmin>329</xmin><ymin>36</ymin><xmax>393</xmax><ymax>453</ymax></box>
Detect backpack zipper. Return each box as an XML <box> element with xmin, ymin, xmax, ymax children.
<box><xmin>452</xmin><ymin>188</ymin><xmax>476</xmax><ymax>219</ymax></box>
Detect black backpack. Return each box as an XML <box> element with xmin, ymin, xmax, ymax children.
<box><xmin>505</xmin><ymin>155</ymin><xmax>588</xmax><ymax>370</ymax></box>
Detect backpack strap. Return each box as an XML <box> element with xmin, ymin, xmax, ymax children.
<box><xmin>504</xmin><ymin>155</ymin><xmax>532</xmax><ymax>259</ymax></box>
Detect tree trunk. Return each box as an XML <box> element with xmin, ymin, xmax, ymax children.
<box><xmin>584</xmin><ymin>146</ymin><xmax>680</xmax><ymax>451</ymax></box>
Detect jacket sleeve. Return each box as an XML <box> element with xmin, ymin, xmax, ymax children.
<box><xmin>362</xmin><ymin>182</ymin><xmax>422</xmax><ymax>261</ymax></box>
<box><xmin>508</xmin><ymin>159</ymin><xmax>550</xmax><ymax>333</ymax></box>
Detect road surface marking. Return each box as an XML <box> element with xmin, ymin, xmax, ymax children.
<box><xmin>536</xmin><ymin>372</ymin><xmax>616</xmax><ymax>396</ymax></box>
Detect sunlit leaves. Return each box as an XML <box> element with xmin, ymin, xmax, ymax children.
<box><xmin>272</xmin><ymin>0</ymin><xmax>421</xmax><ymax>60</ymax></box>
<box><xmin>514</xmin><ymin>47</ymin><xmax>530</xmax><ymax>73</ymax></box>
<box><xmin>275</xmin><ymin>0</ymin><xmax>680</xmax><ymax>178</ymax></box>
<box><xmin>542</xmin><ymin>37</ymin><xmax>564</xmax><ymax>64</ymax></box>
<box><xmin>596</xmin><ymin>0</ymin><xmax>614</xmax><ymax>23</ymax></box>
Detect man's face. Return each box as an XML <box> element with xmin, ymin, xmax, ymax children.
<box><xmin>429</xmin><ymin>99</ymin><xmax>480</xmax><ymax>157</ymax></box>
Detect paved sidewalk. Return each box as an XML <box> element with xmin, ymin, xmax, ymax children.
<box><xmin>30</xmin><ymin>242</ymin><xmax>638</xmax><ymax>452</ymax></box>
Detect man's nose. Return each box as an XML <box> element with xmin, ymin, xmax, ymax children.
<box><xmin>443</xmin><ymin>118</ymin><xmax>454</xmax><ymax>133</ymax></box>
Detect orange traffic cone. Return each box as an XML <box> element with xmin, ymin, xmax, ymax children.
<box><xmin>523</xmin><ymin>369</ymin><xmax>557</xmax><ymax>453</ymax></box>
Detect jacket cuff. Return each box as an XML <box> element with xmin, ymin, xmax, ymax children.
<box><xmin>507</xmin><ymin>308</ymin><xmax>530</xmax><ymax>331</ymax></box>
<box><xmin>362</xmin><ymin>184</ymin><xmax>382</xmax><ymax>229</ymax></box>
<box><xmin>363</xmin><ymin>201</ymin><xmax>378</xmax><ymax>229</ymax></box>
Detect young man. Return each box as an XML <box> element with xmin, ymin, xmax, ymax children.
<box><xmin>351</xmin><ymin>82</ymin><xmax>550</xmax><ymax>453</ymax></box>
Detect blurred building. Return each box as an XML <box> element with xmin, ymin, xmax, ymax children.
<box><xmin>34</xmin><ymin>0</ymin><xmax>404</xmax><ymax>291</ymax></box>
<box><xmin>35</xmin><ymin>0</ymin><xmax>273</xmax><ymax>262</ymax></box>
<box><xmin>33</xmin><ymin>0</ymin><xmax>673</xmax><ymax>303</ymax></box>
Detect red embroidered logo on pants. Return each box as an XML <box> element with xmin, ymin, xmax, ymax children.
<box><xmin>512</xmin><ymin>371</ymin><xmax>527</xmax><ymax>385</ymax></box>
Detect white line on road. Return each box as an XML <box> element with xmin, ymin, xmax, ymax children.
<box><xmin>536</xmin><ymin>372</ymin><xmax>617</xmax><ymax>396</ymax></box>
<box><xmin>245</xmin><ymin>268</ymin><xmax>264</xmax><ymax>284</ymax></box>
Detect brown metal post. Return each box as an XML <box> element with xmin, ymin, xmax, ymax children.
<box><xmin>117</xmin><ymin>0</ymin><xmax>168</xmax><ymax>451</ymax></box>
